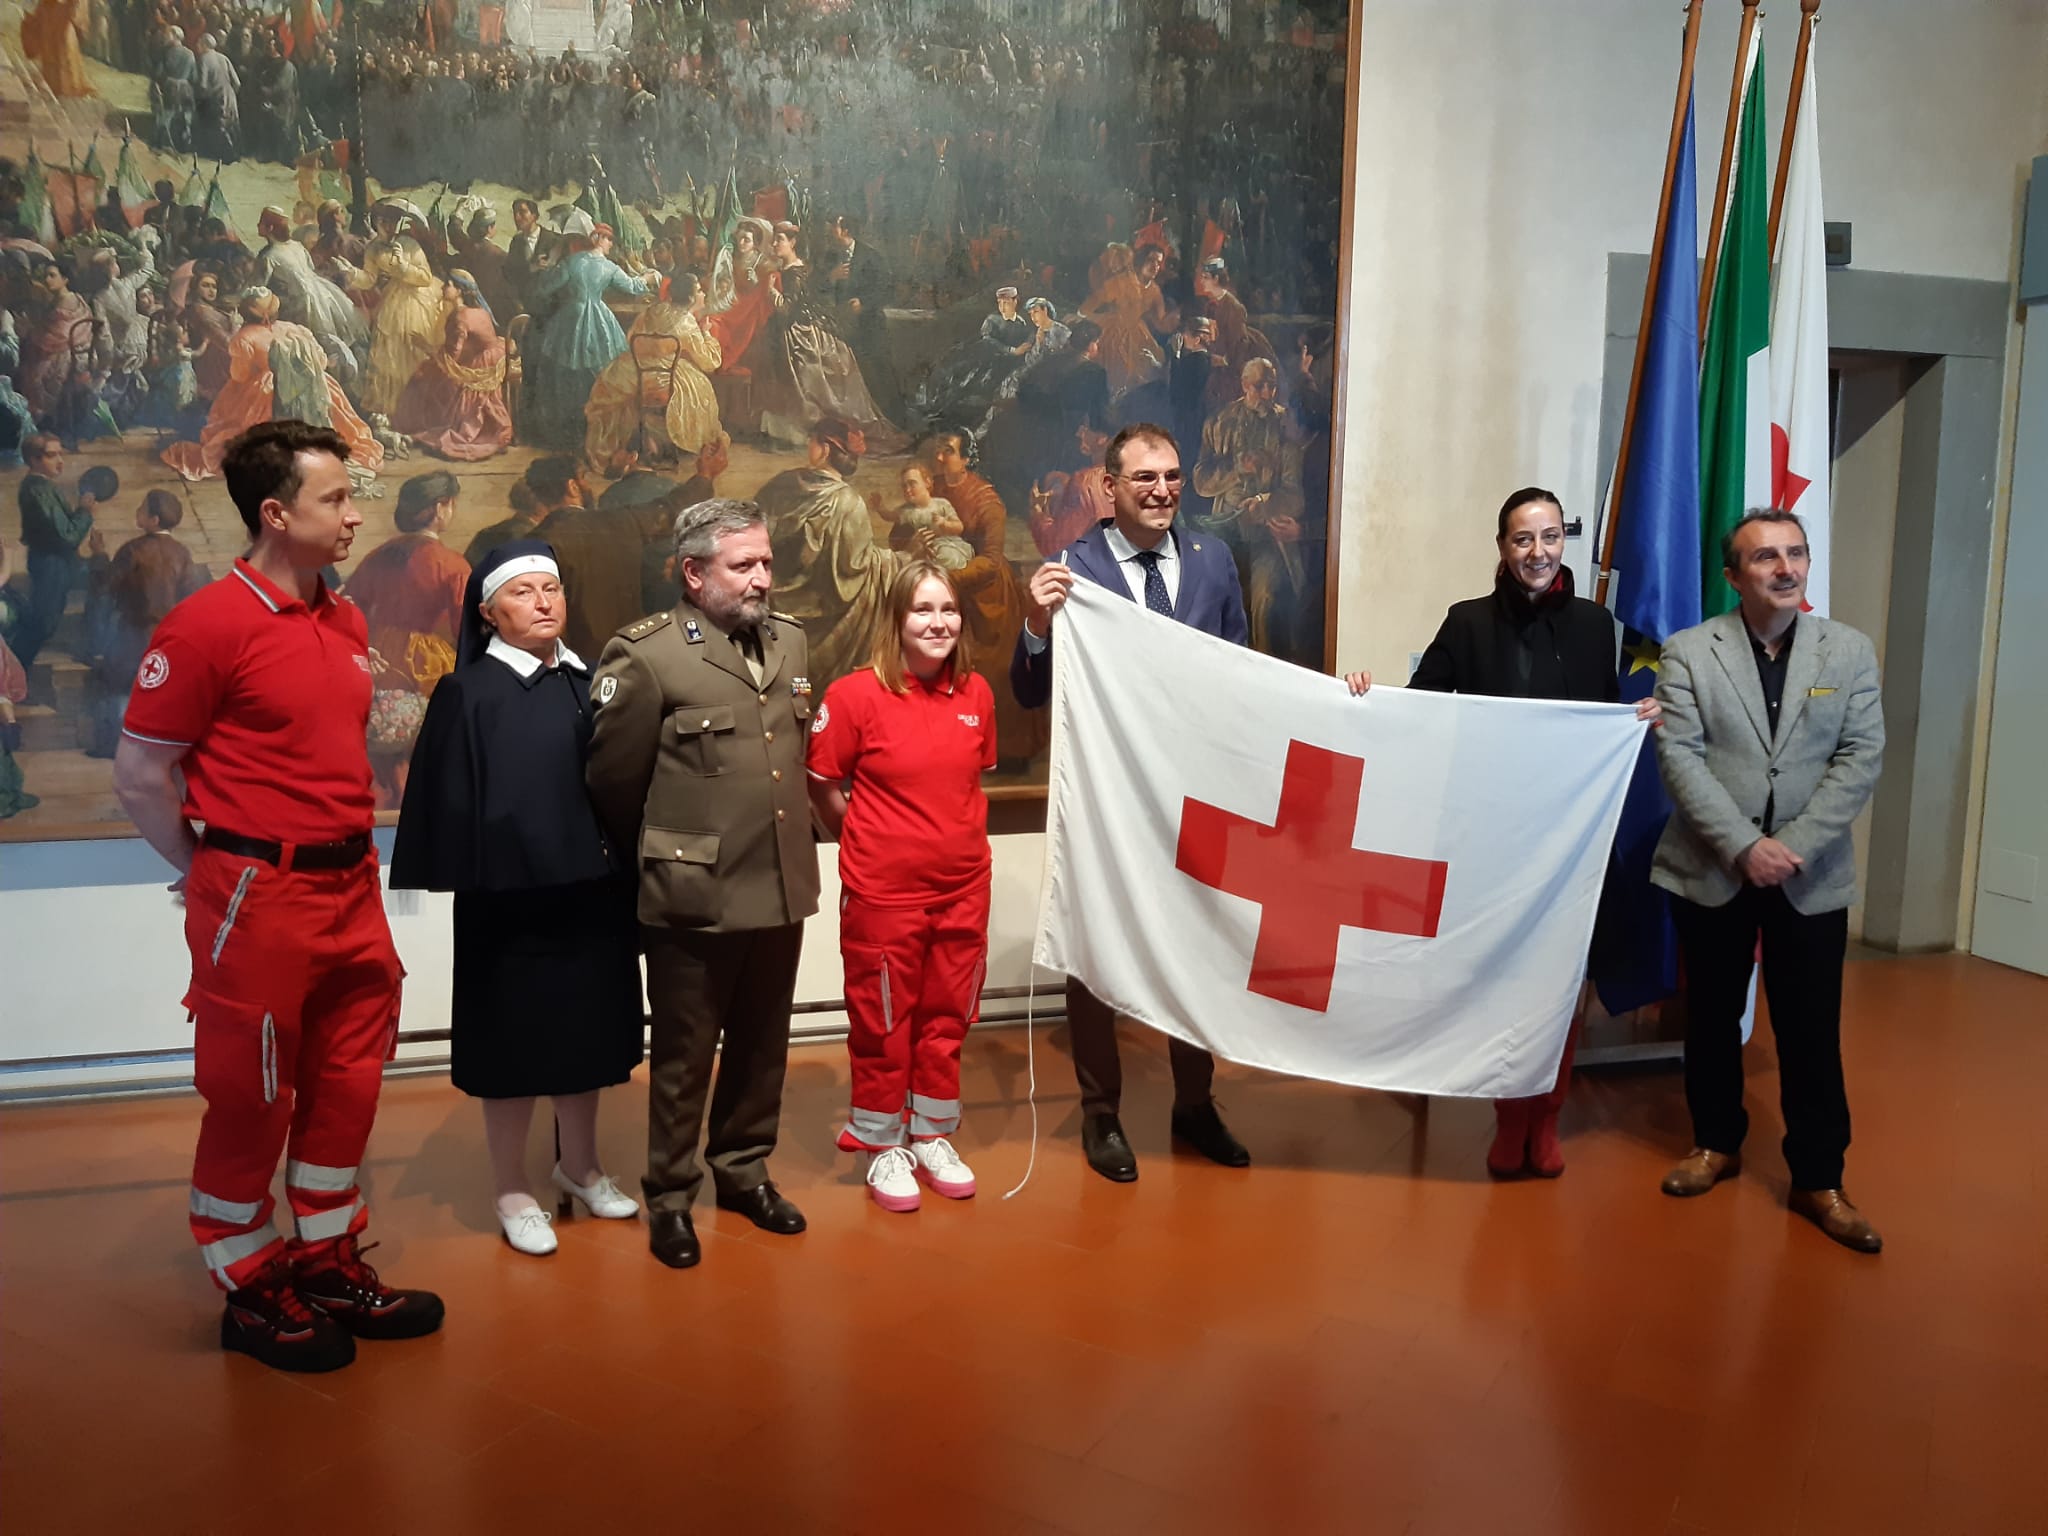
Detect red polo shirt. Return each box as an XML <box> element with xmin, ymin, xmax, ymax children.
<box><xmin>807</xmin><ymin>666</ymin><xmax>996</xmax><ymax>907</ymax></box>
<box><xmin>123</xmin><ymin>558</ymin><xmax>376</xmax><ymax>842</ymax></box>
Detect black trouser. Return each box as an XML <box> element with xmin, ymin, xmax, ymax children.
<box><xmin>640</xmin><ymin>923</ymin><xmax>803</xmax><ymax>1212</ymax></box>
<box><xmin>1672</xmin><ymin>887</ymin><xmax>1851</xmax><ymax>1191</ymax></box>
<box><xmin>1066</xmin><ymin>977</ymin><xmax>1214</xmax><ymax>1118</ymax></box>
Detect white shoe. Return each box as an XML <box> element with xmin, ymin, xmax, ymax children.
<box><xmin>911</xmin><ymin>1137</ymin><xmax>977</xmax><ymax>1199</ymax></box>
<box><xmin>550</xmin><ymin>1164</ymin><xmax>640</xmax><ymax>1219</ymax></box>
<box><xmin>866</xmin><ymin>1147</ymin><xmax>921</xmax><ymax>1212</ymax></box>
<box><xmin>499</xmin><ymin>1202</ymin><xmax>557</xmax><ymax>1256</ymax></box>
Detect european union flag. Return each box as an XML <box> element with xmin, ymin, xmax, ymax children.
<box><xmin>1591</xmin><ymin>96</ymin><xmax>1702</xmax><ymax>1016</ymax></box>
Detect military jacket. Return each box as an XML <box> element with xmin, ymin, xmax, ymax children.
<box><xmin>585</xmin><ymin>600</ymin><xmax>822</xmax><ymax>933</ymax></box>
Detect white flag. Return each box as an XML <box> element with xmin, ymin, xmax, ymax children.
<box><xmin>1035</xmin><ymin>583</ymin><xmax>1646</xmax><ymax>1100</ymax></box>
<box><xmin>1769</xmin><ymin>39</ymin><xmax>1831</xmax><ymax>613</ymax></box>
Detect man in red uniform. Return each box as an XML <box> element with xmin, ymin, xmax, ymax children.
<box><xmin>113</xmin><ymin>419</ymin><xmax>443</xmax><ymax>1373</ymax></box>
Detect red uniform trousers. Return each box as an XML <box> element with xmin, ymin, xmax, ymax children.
<box><xmin>835</xmin><ymin>879</ymin><xmax>990</xmax><ymax>1152</ymax></box>
<box><xmin>182</xmin><ymin>845</ymin><xmax>403</xmax><ymax>1290</ymax></box>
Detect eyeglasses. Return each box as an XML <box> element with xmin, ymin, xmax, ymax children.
<box><xmin>1111</xmin><ymin>471</ymin><xmax>1183</xmax><ymax>489</ymax></box>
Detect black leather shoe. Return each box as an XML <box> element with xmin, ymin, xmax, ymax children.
<box><xmin>648</xmin><ymin>1208</ymin><xmax>701</xmax><ymax>1269</ymax></box>
<box><xmin>715</xmin><ymin>1181</ymin><xmax>807</xmax><ymax>1235</ymax></box>
<box><xmin>1081</xmin><ymin>1113</ymin><xmax>1139</xmax><ymax>1183</ymax></box>
<box><xmin>1172</xmin><ymin>1103</ymin><xmax>1251</xmax><ymax>1168</ymax></box>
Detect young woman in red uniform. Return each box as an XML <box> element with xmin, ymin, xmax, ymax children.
<box><xmin>808</xmin><ymin>560</ymin><xmax>996</xmax><ymax>1211</ymax></box>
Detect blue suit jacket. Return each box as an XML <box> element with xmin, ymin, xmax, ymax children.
<box><xmin>1010</xmin><ymin>521</ymin><xmax>1250</xmax><ymax>709</ymax></box>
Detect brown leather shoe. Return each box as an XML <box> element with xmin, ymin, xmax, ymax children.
<box><xmin>1788</xmin><ymin>1188</ymin><xmax>1883</xmax><ymax>1253</ymax></box>
<box><xmin>1660</xmin><ymin>1148</ymin><xmax>1740</xmax><ymax>1197</ymax></box>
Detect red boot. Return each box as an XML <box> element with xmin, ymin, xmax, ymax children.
<box><xmin>1526</xmin><ymin>1101</ymin><xmax>1565</xmax><ymax>1178</ymax></box>
<box><xmin>1525</xmin><ymin>1020</ymin><xmax>1581</xmax><ymax>1179</ymax></box>
<box><xmin>1487</xmin><ymin>1097</ymin><xmax>1531</xmax><ymax>1178</ymax></box>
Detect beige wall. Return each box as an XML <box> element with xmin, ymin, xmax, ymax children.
<box><xmin>1333</xmin><ymin>0</ymin><xmax>2048</xmax><ymax>683</ymax></box>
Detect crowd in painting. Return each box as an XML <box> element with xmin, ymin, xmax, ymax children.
<box><xmin>3</xmin><ymin>0</ymin><xmax>1351</xmax><ymax>815</ymax></box>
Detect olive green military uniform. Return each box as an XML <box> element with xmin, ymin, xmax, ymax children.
<box><xmin>586</xmin><ymin>599</ymin><xmax>822</xmax><ymax>1214</ymax></box>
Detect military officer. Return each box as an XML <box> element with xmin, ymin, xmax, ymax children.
<box><xmin>586</xmin><ymin>498</ymin><xmax>822</xmax><ymax>1269</ymax></box>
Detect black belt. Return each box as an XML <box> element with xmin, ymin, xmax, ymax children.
<box><xmin>203</xmin><ymin>828</ymin><xmax>373</xmax><ymax>870</ymax></box>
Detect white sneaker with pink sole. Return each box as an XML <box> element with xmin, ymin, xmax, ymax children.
<box><xmin>866</xmin><ymin>1147</ymin><xmax>921</xmax><ymax>1212</ymax></box>
<box><xmin>911</xmin><ymin>1137</ymin><xmax>976</xmax><ymax>1199</ymax></box>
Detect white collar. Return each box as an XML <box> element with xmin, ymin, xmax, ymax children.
<box><xmin>1102</xmin><ymin>522</ymin><xmax>1177</xmax><ymax>566</ymax></box>
<box><xmin>486</xmin><ymin>633</ymin><xmax>586</xmax><ymax>677</ymax></box>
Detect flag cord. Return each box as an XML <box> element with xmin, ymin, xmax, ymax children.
<box><xmin>999</xmin><ymin>858</ymin><xmax>1053</xmax><ymax>1202</ymax></box>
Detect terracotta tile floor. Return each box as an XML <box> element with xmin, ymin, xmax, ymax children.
<box><xmin>3</xmin><ymin>951</ymin><xmax>2044</xmax><ymax>1536</ymax></box>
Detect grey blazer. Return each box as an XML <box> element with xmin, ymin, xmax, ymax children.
<box><xmin>1651</xmin><ymin>610</ymin><xmax>1885</xmax><ymax>915</ymax></box>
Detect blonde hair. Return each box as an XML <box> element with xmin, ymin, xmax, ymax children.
<box><xmin>869</xmin><ymin>561</ymin><xmax>972</xmax><ymax>695</ymax></box>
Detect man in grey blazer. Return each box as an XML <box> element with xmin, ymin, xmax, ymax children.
<box><xmin>1651</xmin><ymin>509</ymin><xmax>1886</xmax><ymax>1253</ymax></box>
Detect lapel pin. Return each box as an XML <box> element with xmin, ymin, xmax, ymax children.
<box><xmin>684</xmin><ymin>619</ymin><xmax>703</xmax><ymax>643</ymax></box>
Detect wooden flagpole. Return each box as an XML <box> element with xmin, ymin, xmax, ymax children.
<box><xmin>1698</xmin><ymin>0</ymin><xmax>1762</xmax><ymax>338</ymax></box>
<box><xmin>1768</xmin><ymin>0</ymin><xmax>1821</xmax><ymax>256</ymax></box>
<box><xmin>1594</xmin><ymin>0</ymin><xmax>1708</xmax><ymax>604</ymax></box>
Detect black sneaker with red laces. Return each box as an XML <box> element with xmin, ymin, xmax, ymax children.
<box><xmin>294</xmin><ymin>1237</ymin><xmax>445</xmax><ymax>1341</ymax></box>
<box><xmin>221</xmin><ymin>1257</ymin><xmax>357</xmax><ymax>1373</ymax></box>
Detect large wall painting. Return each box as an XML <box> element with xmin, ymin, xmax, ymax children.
<box><xmin>0</xmin><ymin>0</ymin><xmax>1357</xmax><ymax>837</ymax></box>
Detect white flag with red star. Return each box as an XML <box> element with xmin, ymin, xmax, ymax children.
<box><xmin>1036</xmin><ymin>582</ymin><xmax>1646</xmax><ymax>1098</ymax></box>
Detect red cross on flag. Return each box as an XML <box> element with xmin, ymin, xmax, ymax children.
<box><xmin>1036</xmin><ymin>583</ymin><xmax>1647</xmax><ymax>1099</ymax></box>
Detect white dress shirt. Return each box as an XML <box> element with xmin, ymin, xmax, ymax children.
<box><xmin>1023</xmin><ymin>526</ymin><xmax>1181</xmax><ymax>652</ymax></box>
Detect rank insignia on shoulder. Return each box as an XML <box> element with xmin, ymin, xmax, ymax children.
<box><xmin>770</xmin><ymin>610</ymin><xmax>803</xmax><ymax>628</ymax></box>
<box><xmin>791</xmin><ymin>676</ymin><xmax>812</xmax><ymax>698</ymax></box>
<box><xmin>683</xmin><ymin>619</ymin><xmax>704</xmax><ymax>643</ymax></box>
<box><xmin>622</xmin><ymin>612</ymin><xmax>673</xmax><ymax>641</ymax></box>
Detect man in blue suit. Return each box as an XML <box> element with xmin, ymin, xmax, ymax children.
<box><xmin>1011</xmin><ymin>423</ymin><xmax>1255</xmax><ymax>1182</ymax></box>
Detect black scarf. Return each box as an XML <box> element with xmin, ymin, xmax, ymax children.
<box><xmin>1490</xmin><ymin>563</ymin><xmax>1575</xmax><ymax>699</ymax></box>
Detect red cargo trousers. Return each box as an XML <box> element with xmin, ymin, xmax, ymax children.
<box><xmin>835</xmin><ymin>881</ymin><xmax>990</xmax><ymax>1152</ymax></box>
<box><xmin>181</xmin><ymin>845</ymin><xmax>403</xmax><ymax>1289</ymax></box>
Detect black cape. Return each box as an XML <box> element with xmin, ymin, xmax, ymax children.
<box><xmin>389</xmin><ymin>539</ymin><xmax>615</xmax><ymax>893</ymax></box>
<box><xmin>389</xmin><ymin>649</ymin><xmax>617</xmax><ymax>893</ymax></box>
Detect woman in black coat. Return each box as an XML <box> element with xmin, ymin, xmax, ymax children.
<box><xmin>391</xmin><ymin>539</ymin><xmax>645</xmax><ymax>1256</ymax></box>
<box><xmin>1408</xmin><ymin>488</ymin><xmax>1661</xmax><ymax>1178</ymax></box>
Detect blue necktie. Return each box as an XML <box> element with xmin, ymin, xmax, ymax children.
<box><xmin>1133</xmin><ymin>549</ymin><xmax>1174</xmax><ymax>618</ymax></box>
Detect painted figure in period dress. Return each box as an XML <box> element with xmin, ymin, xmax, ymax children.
<box><xmin>392</xmin><ymin>274</ymin><xmax>514</xmax><ymax>462</ymax></box>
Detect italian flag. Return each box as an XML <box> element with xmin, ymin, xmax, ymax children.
<box><xmin>1698</xmin><ymin>30</ymin><xmax>1772</xmax><ymax>619</ymax></box>
<box><xmin>1769</xmin><ymin>39</ymin><xmax>1831</xmax><ymax>614</ymax></box>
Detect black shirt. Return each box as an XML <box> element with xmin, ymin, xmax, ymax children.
<box><xmin>1748</xmin><ymin>615</ymin><xmax>1796</xmax><ymax>736</ymax></box>
<box><xmin>1748</xmin><ymin>615</ymin><xmax>1797</xmax><ymax>831</ymax></box>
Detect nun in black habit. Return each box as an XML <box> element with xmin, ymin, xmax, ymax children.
<box><xmin>391</xmin><ymin>539</ymin><xmax>645</xmax><ymax>1257</ymax></box>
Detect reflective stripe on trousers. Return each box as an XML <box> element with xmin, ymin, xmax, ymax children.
<box><xmin>201</xmin><ymin>1223</ymin><xmax>284</xmax><ymax>1286</ymax></box>
<box><xmin>284</xmin><ymin>1159</ymin><xmax>358</xmax><ymax>1193</ymax></box>
<box><xmin>910</xmin><ymin>1093</ymin><xmax>961</xmax><ymax>1139</ymax></box>
<box><xmin>189</xmin><ymin>1187</ymin><xmax>265</xmax><ymax>1225</ymax></box>
<box><xmin>293</xmin><ymin>1199</ymin><xmax>361</xmax><ymax>1243</ymax></box>
<box><xmin>210</xmin><ymin>865</ymin><xmax>259</xmax><ymax>965</ymax></box>
<box><xmin>842</xmin><ymin>1104</ymin><xmax>907</xmax><ymax>1149</ymax></box>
